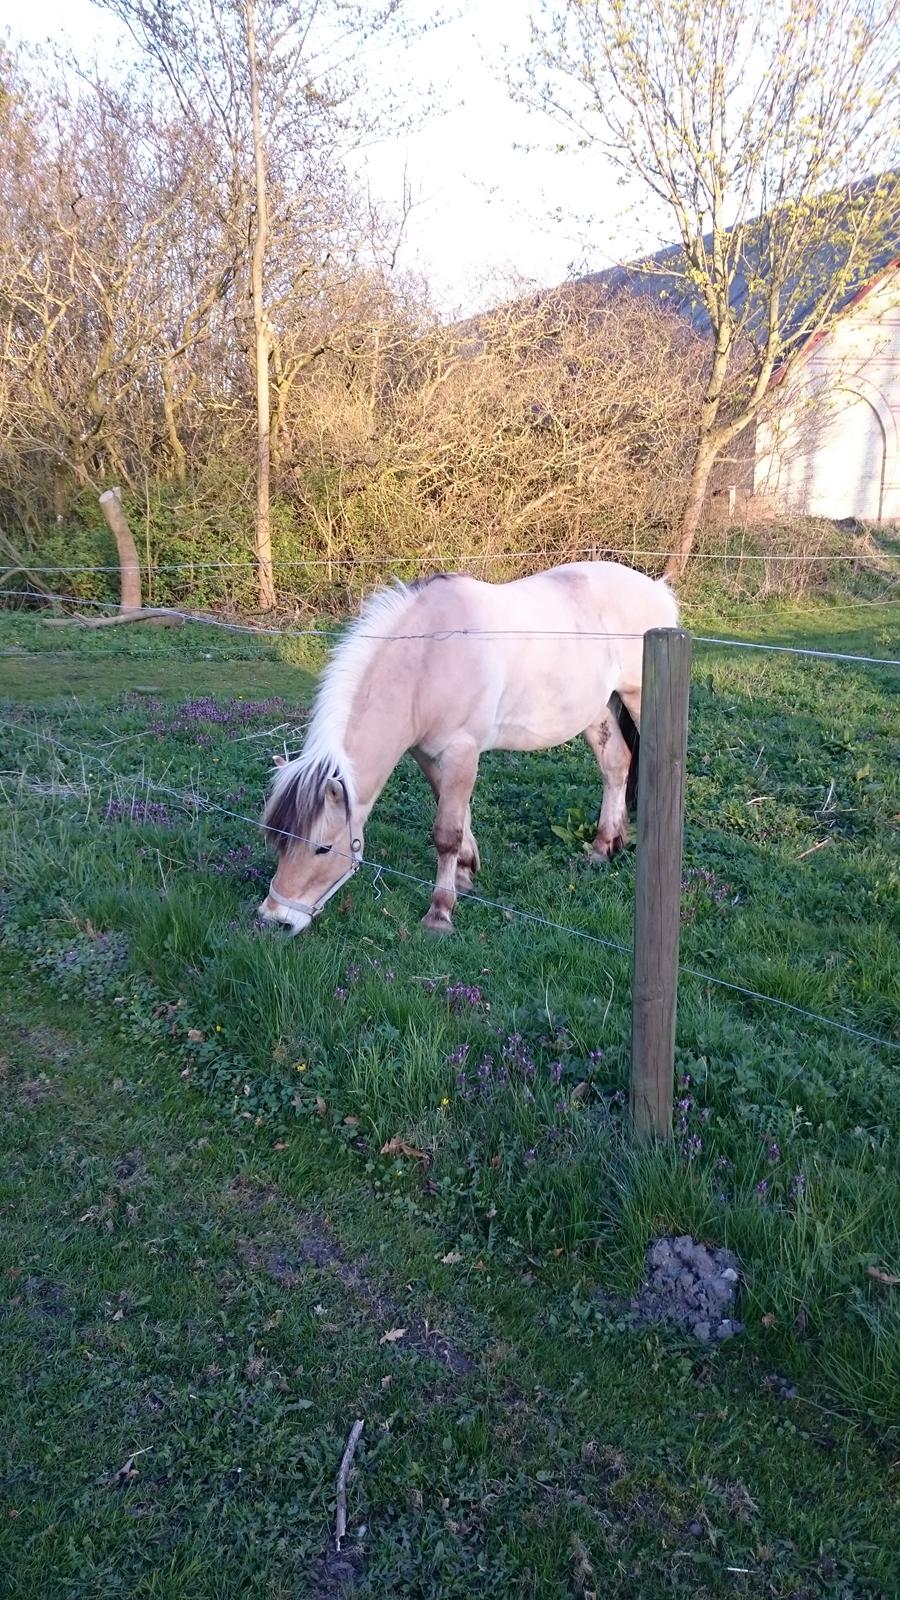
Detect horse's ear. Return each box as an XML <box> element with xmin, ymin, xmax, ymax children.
<box><xmin>324</xmin><ymin>777</ymin><xmax>344</xmax><ymax>805</ymax></box>
<box><xmin>273</xmin><ymin>753</ymin><xmax>286</xmax><ymax>768</ymax></box>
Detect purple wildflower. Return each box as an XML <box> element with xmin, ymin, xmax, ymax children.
<box><xmin>755</xmin><ymin>1178</ymin><xmax>769</xmax><ymax>1197</ymax></box>
<box><xmin>214</xmin><ymin>843</ymin><xmax>263</xmax><ymax>880</ymax></box>
<box><xmin>102</xmin><ymin>797</ymin><xmax>172</xmax><ymax>827</ymax></box>
<box><xmin>147</xmin><ymin>694</ymin><xmax>287</xmax><ymax>740</ymax></box>
<box><xmin>789</xmin><ymin>1171</ymin><xmax>807</xmax><ymax>1201</ymax></box>
<box><xmin>445</xmin><ymin>982</ymin><xmax>485</xmax><ymax>1012</ymax></box>
<box><xmin>523</xmin><ymin>1148</ymin><xmax>536</xmax><ymax>1166</ymax></box>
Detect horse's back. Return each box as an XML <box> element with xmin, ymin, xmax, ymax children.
<box><xmin>422</xmin><ymin>560</ymin><xmax>677</xmax><ymax>635</ymax></box>
<box><xmin>404</xmin><ymin>560</ymin><xmax>673</xmax><ymax>754</ymax></box>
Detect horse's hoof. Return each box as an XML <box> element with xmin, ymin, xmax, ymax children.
<box><xmin>422</xmin><ymin>909</ymin><xmax>454</xmax><ymax>936</ymax></box>
<box><xmin>590</xmin><ymin>834</ymin><xmax>626</xmax><ymax>864</ymax></box>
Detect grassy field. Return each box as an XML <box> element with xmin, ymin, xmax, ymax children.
<box><xmin>1</xmin><ymin>595</ymin><xmax>898</xmax><ymax>1598</ymax></box>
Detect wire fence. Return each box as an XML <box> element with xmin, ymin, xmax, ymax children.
<box><xmin>2</xmin><ymin>562</ymin><xmax>898</xmax><ymax>1070</ymax></box>
<box><xmin>4</xmin><ymin>548</ymin><xmax>900</xmax><ymax>575</ymax></box>
<box><xmin>1</xmin><ymin>588</ymin><xmax>899</xmax><ymax>666</ymax></box>
<box><xmin>1</xmin><ymin>713</ymin><xmax>897</xmax><ymax>1058</ymax></box>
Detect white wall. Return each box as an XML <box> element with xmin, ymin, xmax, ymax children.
<box><xmin>754</xmin><ymin>267</ymin><xmax>900</xmax><ymax>521</ymax></box>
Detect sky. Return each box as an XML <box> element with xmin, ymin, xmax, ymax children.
<box><xmin>8</xmin><ymin>0</ymin><xmax>670</xmax><ymax>317</ymax></box>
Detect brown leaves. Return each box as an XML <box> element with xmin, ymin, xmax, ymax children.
<box><xmin>866</xmin><ymin>1265</ymin><xmax>900</xmax><ymax>1286</ymax></box>
<box><xmin>380</xmin><ymin>1136</ymin><xmax>428</xmax><ymax>1162</ymax></box>
<box><xmin>108</xmin><ymin>1448</ymin><xmax>150</xmax><ymax>1488</ymax></box>
<box><xmin>378</xmin><ymin>1326</ymin><xmax>407</xmax><ymax>1345</ymax></box>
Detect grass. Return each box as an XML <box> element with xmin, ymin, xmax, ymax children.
<box><xmin>1</xmin><ymin>595</ymin><xmax>899</xmax><ymax>1597</ymax></box>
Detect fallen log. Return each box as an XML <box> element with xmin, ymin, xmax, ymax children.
<box><xmin>42</xmin><ymin>608</ymin><xmax>183</xmax><ymax>628</ymax></box>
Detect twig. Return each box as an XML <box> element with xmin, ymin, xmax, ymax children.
<box><xmin>818</xmin><ymin>778</ymin><xmax>836</xmax><ymax>815</ymax></box>
<box><xmin>797</xmin><ymin>838</ymin><xmax>831</xmax><ymax>860</ymax></box>
<box><xmin>335</xmin><ymin>1418</ymin><xmax>364</xmax><ymax>1551</ymax></box>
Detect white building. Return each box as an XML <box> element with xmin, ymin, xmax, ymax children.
<box><xmin>752</xmin><ymin>261</ymin><xmax>900</xmax><ymax>523</ymax></box>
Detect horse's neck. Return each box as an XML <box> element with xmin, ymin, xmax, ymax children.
<box><xmin>343</xmin><ymin>690</ymin><xmax>413</xmax><ymax>823</ymax></box>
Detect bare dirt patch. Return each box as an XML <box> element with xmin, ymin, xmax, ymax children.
<box><xmin>113</xmin><ymin>1148</ymin><xmax>148</xmax><ymax>1185</ymax></box>
<box><xmin>15</xmin><ymin>1023</ymin><xmax>74</xmax><ymax>1065</ymax></box>
<box><xmin>230</xmin><ymin>1189</ymin><xmax>473</xmax><ymax>1376</ymax></box>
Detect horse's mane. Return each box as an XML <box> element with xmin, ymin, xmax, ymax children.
<box><xmin>262</xmin><ymin>578</ymin><xmax>440</xmax><ymax>850</ymax></box>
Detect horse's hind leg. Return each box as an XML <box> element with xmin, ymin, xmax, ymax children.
<box><xmin>584</xmin><ymin>709</ymin><xmax>632</xmax><ymax>861</ymax></box>
<box><xmin>422</xmin><ymin>741</ymin><xmax>480</xmax><ymax>935</ymax></box>
<box><xmin>412</xmin><ymin>748</ymin><xmax>480</xmax><ymax>895</ymax></box>
<box><xmin>455</xmin><ymin>802</ymin><xmax>480</xmax><ymax>893</ymax></box>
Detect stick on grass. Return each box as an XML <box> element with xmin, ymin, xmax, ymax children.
<box><xmin>335</xmin><ymin>1418</ymin><xmax>364</xmax><ymax>1551</ymax></box>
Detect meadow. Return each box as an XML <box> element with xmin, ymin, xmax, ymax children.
<box><xmin>0</xmin><ymin>590</ymin><xmax>898</xmax><ymax>1598</ymax></box>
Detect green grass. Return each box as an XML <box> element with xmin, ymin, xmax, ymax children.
<box><xmin>1</xmin><ymin>598</ymin><xmax>899</xmax><ymax>1596</ymax></box>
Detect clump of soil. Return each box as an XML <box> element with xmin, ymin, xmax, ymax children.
<box><xmin>632</xmin><ymin>1236</ymin><xmax>743</xmax><ymax>1343</ymax></box>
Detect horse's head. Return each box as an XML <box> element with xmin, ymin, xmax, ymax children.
<box><xmin>258</xmin><ymin>755</ymin><xmax>362</xmax><ymax>934</ymax></box>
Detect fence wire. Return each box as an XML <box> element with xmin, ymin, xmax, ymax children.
<box><xmin>1</xmin><ymin>716</ymin><xmax>896</xmax><ymax>1056</ymax></box>
<box><xmin>1</xmin><ymin>588</ymin><xmax>899</xmax><ymax>666</ymax></box>
<box><xmin>6</xmin><ymin>549</ymin><xmax>900</xmax><ymax>575</ymax></box>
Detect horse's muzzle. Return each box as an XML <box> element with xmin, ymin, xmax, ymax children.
<box><xmin>257</xmin><ymin>896</ymin><xmax>312</xmax><ymax>935</ymax></box>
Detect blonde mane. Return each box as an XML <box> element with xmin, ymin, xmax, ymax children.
<box><xmin>262</xmin><ymin>581</ymin><xmax>424</xmax><ymax>848</ymax></box>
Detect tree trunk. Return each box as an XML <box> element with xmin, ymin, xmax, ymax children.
<box><xmin>246</xmin><ymin>0</ymin><xmax>275</xmax><ymax>612</ymax></box>
<box><xmin>161</xmin><ymin>360</ymin><xmax>188</xmax><ymax>482</ymax></box>
<box><xmin>52</xmin><ymin>462</ymin><xmax>69</xmax><ymax>523</ymax></box>
<box><xmin>665</xmin><ymin>434</ymin><xmax>720</xmax><ymax>582</ymax></box>
<box><xmin>99</xmin><ymin>487</ymin><xmax>143</xmax><ymax>613</ymax></box>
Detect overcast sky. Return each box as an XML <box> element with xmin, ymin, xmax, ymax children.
<box><xmin>9</xmin><ymin>0</ymin><xmax>670</xmax><ymax>316</ymax></box>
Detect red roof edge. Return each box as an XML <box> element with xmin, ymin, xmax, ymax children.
<box><xmin>770</xmin><ymin>255</ymin><xmax>900</xmax><ymax>388</ymax></box>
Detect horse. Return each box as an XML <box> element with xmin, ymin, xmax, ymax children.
<box><xmin>258</xmin><ymin>560</ymin><xmax>678</xmax><ymax>935</ymax></box>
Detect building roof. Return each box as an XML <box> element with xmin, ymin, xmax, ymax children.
<box><xmin>578</xmin><ymin>175</ymin><xmax>900</xmax><ymax>349</ymax></box>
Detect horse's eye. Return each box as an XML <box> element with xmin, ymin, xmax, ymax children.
<box><xmin>315</xmin><ymin>844</ymin><xmax>332</xmax><ymax>856</ymax></box>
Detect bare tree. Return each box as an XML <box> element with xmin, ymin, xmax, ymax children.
<box><xmin>520</xmin><ymin>0</ymin><xmax>900</xmax><ymax>576</ymax></box>
<box><xmin>0</xmin><ymin>47</ymin><xmax>248</xmax><ymax>523</ymax></box>
<box><xmin>245</xmin><ymin>0</ymin><xmax>275</xmax><ymax>606</ymax></box>
<box><xmin>98</xmin><ymin>0</ymin><xmax>411</xmax><ymax>609</ymax></box>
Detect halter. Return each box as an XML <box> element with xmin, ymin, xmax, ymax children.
<box><xmin>267</xmin><ymin>835</ymin><xmax>363</xmax><ymax>929</ymax></box>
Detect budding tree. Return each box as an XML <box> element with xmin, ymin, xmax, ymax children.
<box><xmin>521</xmin><ymin>0</ymin><xmax>900</xmax><ymax>575</ymax></box>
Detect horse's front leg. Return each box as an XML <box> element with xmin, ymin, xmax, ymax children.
<box><xmin>584</xmin><ymin>710</ymin><xmax>632</xmax><ymax>861</ymax></box>
<box><xmin>412</xmin><ymin>748</ymin><xmax>481</xmax><ymax>897</ymax></box>
<box><xmin>422</xmin><ymin>741</ymin><xmax>480</xmax><ymax>935</ymax></box>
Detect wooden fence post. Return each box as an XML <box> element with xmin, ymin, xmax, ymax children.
<box><xmin>99</xmin><ymin>487</ymin><xmax>142</xmax><ymax>614</ymax></box>
<box><xmin>631</xmin><ymin>627</ymin><xmax>692</xmax><ymax>1143</ymax></box>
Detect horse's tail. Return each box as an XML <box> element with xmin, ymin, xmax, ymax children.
<box><xmin>610</xmin><ymin>692</ymin><xmax>640</xmax><ymax>813</ymax></box>
<box><xmin>615</xmin><ymin>575</ymin><xmax>675</xmax><ymax>811</ymax></box>
<box><xmin>654</xmin><ymin>574</ymin><xmax>681</xmax><ymax>626</ymax></box>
